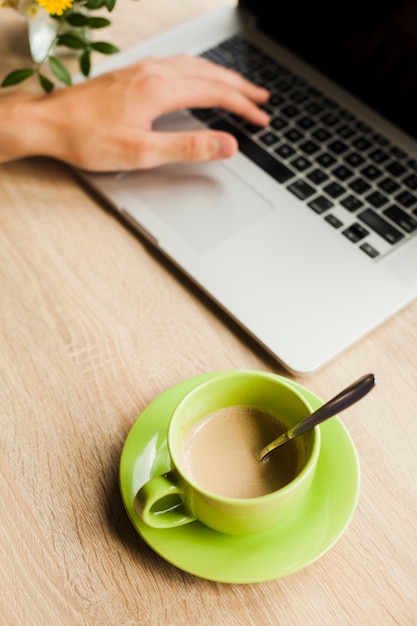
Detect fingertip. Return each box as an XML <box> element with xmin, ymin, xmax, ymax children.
<box><xmin>257</xmin><ymin>109</ymin><xmax>271</xmax><ymax>125</ymax></box>
<box><xmin>256</xmin><ymin>86</ymin><xmax>271</xmax><ymax>101</ymax></box>
<box><xmin>214</xmin><ymin>133</ymin><xmax>238</xmax><ymax>158</ymax></box>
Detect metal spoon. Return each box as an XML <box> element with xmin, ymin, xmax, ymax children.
<box><xmin>258</xmin><ymin>373</ymin><xmax>376</xmax><ymax>462</ymax></box>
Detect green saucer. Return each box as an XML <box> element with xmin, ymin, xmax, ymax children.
<box><xmin>119</xmin><ymin>371</ymin><xmax>360</xmax><ymax>583</ymax></box>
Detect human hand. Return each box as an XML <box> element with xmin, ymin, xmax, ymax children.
<box><xmin>30</xmin><ymin>55</ymin><xmax>270</xmax><ymax>171</ymax></box>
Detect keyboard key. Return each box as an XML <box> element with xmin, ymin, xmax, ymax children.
<box><xmin>284</xmin><ymin>128</ymin><xmax>303</xmax><ymax>142</ymax></box>
<box><xmin>328</xmin><ymin>140</ymin><xmax>349</xmax><ymax>155</ymax></box>
<box><xmin>291</xmin><ymin>90</ymin><xmax>308</xmax><ymax>104</ymax></box>
<box><xmin>369</xmin><ymin>149</ymin><xmax>389</xmax><ymax>164</ymax></box>
<box><xmin>290</xmin><ymin>156</ymin><xmax>312</xmax><ymax>171</ymax></box>
<box><xmin>404</xmin><ymin>174</ymin><xmax>417</xmax><ymax>191</ymax></box>
<box><xmin>321</xmin><ymin>113</ymin><xmax>338</xmax><ymax>126</ymax></box>
<box><xmin>390</xmin><ymin>146</ymin><xmax>407</xmax><ymax>160</ymax></box>
<box><xmin>255</xmin><ymin>99</ymin><xmax>274</xmax><ymax>115</ymax></box>
<box><xmin>316</xmin><ymin>152</ymin><xmax>337</xmax><ymax>167</ymax></box>
<box><xmin>203</xmin><ymin>49</ymin><xmax>228</xmax><ymax>65</ymax></box>
<box><xmin>395</xmin><ymin>190</ymin><xmax>417</xmax><ymax>208</ymax></box>
<box><xmin>300</xmin><ymin>140</ymin><xmax>320</xmax><ymax>155</ymax></box>
<box><xmin>308</xmin><ymin>196</ymin><xmax>333</xmax><ymax>213</ymax></box>
<box><xmin>361</xmin><ymin>165</ymin><xmax>383</xmax><ymax>181</ymax></box>
<box><xmin>358</xmin><ymin>208</ymin><xmax>404</xmax><ymax>244</ymax></box>
<box><xmin>342</xmin><ymin>223</ymin><xmax>369</xmax><ymax>242</ymax></box>
<box><xmin>365</xmin><ymin>190</ymin><xmax>389</xmax><ymax>208</ymax></box>
<box><xmin>332</xmin><ymin>165</ymin><xmax>354</xmax><ymax>181</ymax></box>
<box><xmin>270</xmin><ymin>116</ymin><xmax>288</xmax><ymax>131</ymax></box>
<box><xmin>386</xmin><ymin>161</ymin><xmax>407</xmax><ymax>177</ymax></box>
<box><xmin>353</xmin><ymin>137</ymin><xmax>372</xmax><ymax>151</ymax></box>
<box><xmin>378</xmin><ymin>177</ymin><xmax>400</xmax><ymax>194</ymax></box>
<box><xmin>306</xmin><ymin>102</ymin><xmax>324</xmax><ymax>115</ymax></box>
<box><xmin>360</xmin><ymin>242</ymin><xmax>380</xmax><ymax>258</ymax></box>
<box><xmin>275</xmin><ymin>143</ymin><xmax>296</xmax><ymax>159</ymax></box>
<box><xmin>325</xmin><ymin>214</ymin><xmax>343</xmax><ymax>228</ymax></box>
<box><xmin>288</xmin><ymin>180</ymin><xmax>315</xmax><ymax>200</ymax></box>
<box><xmin>260</xmin><ymin>102</ymin><xmax>274</xmax><ymax>115</ymax></box>
<box><xmin>383</xmin><ymin>205</ymin><xmax>417</xmax><ymax>233</ymax></box>
<box><xmin>260</xmin><ymin>69</ymin><xmax>278</xmax><ymax>83</ymax></box>
<box><xmin>282</xmin><ymin>104</ymin><xmax>300</xmax><ymax>118</ymax></box>
<box><xmin>340</xmin><ymin>195</ymin><xmax>364</xmax><ymax>212</ymax></box>
<box><xmin>322</xmin><ymin>97</ymin><xmax>338</xmax><ymax>109</ymax></box>
<box><xmin>269</xmin><ymin>94</ymin><xmax>286</xmax><ymax>107</ymax></box>
<box><xmin>356</xmin><ymin>121</ymin><xmax>372</xmax><ymax>133</ymax></box>
<box><xmin>243</xmin><ymin>121</ymin><xmax>264</xmax><ymax>134</ymax></box>
<box><xmin>297</xmin><ymin>116</ymin><xmax>316</xmax><ymax>130</ymax></box>
<box><xmin>349</xmin><ymin>178</ymin><xmax>372</xmax><ymax>194</ymax></box>
<box><xmin>259</xmin><ymin>131</ymin><xmax>280</xmax><ymax>146</ymax></box>
<box><xmin>372</xmin><ymin>132</ymin><xmax>389</xmax><ymax>146</ymax></box>
<box><xmin>312</xmin><ymin>128</ymin><xmax>332</xmax><ymax>142</ymax></box>
<box><xmin>345</xmin><ymin>152</ymin><xmax>366</xmax><ymax>168</ymax></box>
<box><xmin>274</xmin><ymin>79</ymin><xmax>293</xmax><ymax>92</ymax></box>
<box><xmin>336</xmin><ymin>124</ymin><xmax>356</xmax><ymax>139</ymax></box>
<box><xmin>210</xmin><ymin>119</ymin><xmax>295</xmax><ymax>183</ymax></box>
<box><xmin>339</xmin><ymin>109</ymin><xmax>356</xmax><ymax>122</ymax></box>
<box><xmin>307</xmin><ymin>169</ymin><xmax>329</xmax><ymax>185</ymax></box>
<box><xmin>323</xmin><ymin>181</ymin><xmax>346</xmax><ymax>198</ymax></box>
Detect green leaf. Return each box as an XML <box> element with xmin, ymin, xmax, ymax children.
<box><xmin>38</xmin><ymin>73</ymin><xmax>55</xmax><ymax>93</ymax></box>
<box><xmin>84</xmin><ymin>0</ymin><xmax>105</xmax><ymax>9</ymax></box>
<box><xmin>49</xmin><ymin>56</ymin><xmax>72</xmax><ymax>85</ymax></box>
<box><xmin>1</xmin><ymin>68</ymin><xmax>35</xmax><ymax>87</ymax></box>
<box><xmin>57</xmin><ymin>33</ymin><xmax>86</xmax><ymax>49</ymax></box>
<box><xmin>103</xmin><ymin>0</ymin><xmax>116</xmax><ymax>12</ymax></box>
<box><xmin>87</xmin><ymin>17</ymin><xmax>111</xmax><ymax>28</ymax></box>
<box><xmin>80</xmin><ymin>50</ymin><xmax>91</xmax><ymax>77</ymax></box>
<box><xmin>66</xmin><ymin>13</ymin><xmax>89</xmax><ymax>27</ymax></box>
<box><xmin>91</xmin><ymin>41</ymin><xmax>119</xmax><ymax>54</ymax></box>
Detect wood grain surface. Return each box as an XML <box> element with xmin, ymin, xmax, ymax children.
<box><xmin>1</xmin><ymin>2</ymin><xmax>416</xmax><ymax>624</ymax></box>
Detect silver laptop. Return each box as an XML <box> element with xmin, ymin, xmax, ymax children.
<box><xmin>79</xmin><ymin>0</ymin><xmax>417</xmax><ymax>375</ymax></box>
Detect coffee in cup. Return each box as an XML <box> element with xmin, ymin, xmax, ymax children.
<box><xmin>134</xmin><ymin>370</ymin><xmax>320</xmax><ymax>535</ymax></box>
<box><xmin>181</xmin><ymin>405</ymin><xmax>305</xmax><ymax>499</ymax></box>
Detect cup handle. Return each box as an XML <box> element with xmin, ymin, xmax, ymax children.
<box><xmin>134</xmin><ymin>471</ymin><xmax>196</xmax><ymax>529</ymax></box>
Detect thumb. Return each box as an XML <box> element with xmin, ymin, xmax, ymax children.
<box><xmin>142</xmin><ymin>130</ymin><xmax>238</xmax><ymax>168</ymax></box>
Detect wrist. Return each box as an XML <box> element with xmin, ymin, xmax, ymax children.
<box><xmin>0</xmin><ymin>92</ymin><xmax>53</xmax><ymax>164</ymax></box>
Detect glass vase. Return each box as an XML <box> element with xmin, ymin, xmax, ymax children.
<box><xmin>26</xmin><ymin>10</ymin><xmax>58</xmax><ymax>63</ymax></box>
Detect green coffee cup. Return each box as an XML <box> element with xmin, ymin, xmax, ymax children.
<box><xmin>134</xmin><ymin>370</ymin><xmax>320</xmax><ymax>535</ymax></box>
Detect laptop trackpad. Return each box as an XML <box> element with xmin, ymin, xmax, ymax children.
<box><xmin>120</xmin><ymin>162</ymin><xmax>273</xmax><ymax>252</ymax></box>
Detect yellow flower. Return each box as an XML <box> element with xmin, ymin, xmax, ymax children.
<box><xmin>37</xmin><ymin>0</ymin><xmax>73</xmax><ymax>16</ymax></box>
<box><xmin>24</xmin><ymin>3</ymin><xmax>41</xmax><ymax>17</ymax></box>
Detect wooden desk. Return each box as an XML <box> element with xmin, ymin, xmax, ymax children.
<box><xmin>1</xmin><ymin>2</ymin><xmax>416</xmax><ymax>623</ymax></box>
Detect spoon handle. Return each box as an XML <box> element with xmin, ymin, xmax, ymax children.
<box><xmin>289</xmin><ymin>373</ymin><xmax>376</xmax><ymax>440</ymax></box>
<box><xmin>258</xmin><ymin>373</ymin><xmax>376</xmax><ymax>461</ymax></box>
<box><xmin>258</xmin><ymin>374</ymin><xmax>375</xmax><ymax>461</ymax></box>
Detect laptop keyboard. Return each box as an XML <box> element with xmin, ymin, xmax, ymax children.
<box><xmin>190</xmin><ymin>35</ymin><xmax>417</xmax><ymax>259</ymax></box>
